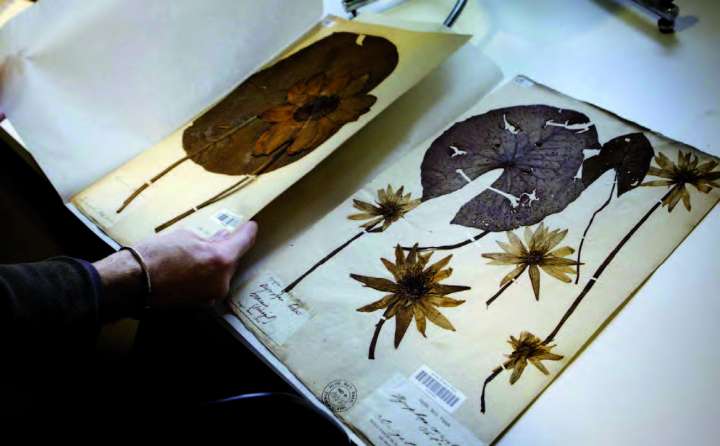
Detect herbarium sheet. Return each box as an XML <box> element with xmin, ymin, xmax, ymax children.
<box><xmin>70</xmin><ymin>17</ymin><xmax>468</xmax><ymax>246</ymax></box>
<box><xmin>229</xmin><ymin>77</ymin><xmax>720</xmax><ymax>445</ymax></box>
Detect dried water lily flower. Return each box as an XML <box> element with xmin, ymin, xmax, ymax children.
<box><xmin>482</xmin><ymin>223</ymin><xmax>578</xmax><ymax>302</ymax></box>
<box><xmin>119</xmin><ymin>32</ymin><xmax>398</xmax><ymax>230</ymax></box>
<box><xmin>255</xmin><ymin>71</ymin><xmax>376</xmax><ymax>156</ymax></box>
<box><xmin>352</xmin><ymin>244</ymin><xmax>470</xmax><ymax>359</ymax></box>
<box><xmin>182</xmin><ymin>32</ymin><xmax>398</xmax><ymax>177</ymax></box>
<box><xmin>642</xmin><ymin>151</ymin><xmax>720</xmax><ymax>212</ymax></box>
<box><xmin>348</xmin><ymin>185</ymin><xmax>421</xmax><ymax>232</ymax></box>
<box><xmin>284</xmin><ymin>184</ymin><xmax>419</xmax><ymax>293</ymax></box>
<box><xmin>503</xmin><ymin>331</ymin><xmax>563</xmax><ymax>384</ymax></box>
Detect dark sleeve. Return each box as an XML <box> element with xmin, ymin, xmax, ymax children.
<box><xmin>0</xmin><ymin>256</ymin><xmax>103</xmax><ymax>353</ymax></box>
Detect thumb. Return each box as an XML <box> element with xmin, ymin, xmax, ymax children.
<box><xmin>218</xmin><ymin>221</ymin><xmax>258</xmax><ymax>260</ymax></box>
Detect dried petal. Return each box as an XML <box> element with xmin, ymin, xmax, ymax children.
<box><xmin>420</xmin><ymin>301</ymin><xmax>455</xmax><ymax>331</ymax></box>
<box><xmin>500</xmin><ymin>264</ymin><xmax>526</xmax><ymax>287</ymax></box>
<box><xmin>482</xmin><ymin>252</ymin><xmax>524</xmax><ymax>265</ymax></box>
<box><xmin>413</xmin><ymin>305</ymin><xmax>427</xmax><ymax>337</ymax></box>
<box><xmin>254</xmin><ymin>123</ymin><xmax>298</xmax><ymax>155</ymax></box>
<box><xmin>426</xmin><ymin>296</ymin><xmax>465</xmax><ymax>307</ymax></box>
<box><xmin>356</xmin><ymin>294</ymin><xmax>396</xmax><ymax>312</ymax></box>
<box><xmin>348</xmin><ymin>212</ymin><xmax>376</xmax><ymax>221</ymax></box>
<box><xmin>339</xmin><ymin>73</ymin><xmax>370</xmax><ymax>98</ymax></box>
<box><xmin>430</xmin><ymin>283</ymin><xmax>471</xmax><ymax>295</ymax></box>
<box><xmin>506</xmin><ymin>231</ymin><xmax>527</xmax><ymax>256</ymax></box>
<box><xmin>540</xmin><ymin>265</ymin><xmax>572</xmax><ymax>283</ymax></box>
<box><xmin>529</xmin><ymin>264</ymin><xmax>541</xmax><ymax>300</ymax></box>
<box><xmin>548</xmin><ymin>246</ymin><xmax>574</xmax><ymax>258</ymax></box>
<box><xmin>327</xmin><ymin>95</ymin><xmax>376</xmax><ymax>124</ymax></box>
<box><xmin>260</xmin><ymin>105</ymin><xmax>296</xmax><ymax>122</ymax></box>
<box><xmin>508</xmin><ymin>359</ymin><xmax>527</xmax><ymax>385</ymax></box>
<box><xmin>350</xmin><ymin>274</ymin><xmax>398</xmax><ymax>293</ymax></box>
<box><xmin>321</xmin><ymin>71</ymin><xmax>351</xmax><ymax>96</ymax></box>
<box><xmin>394</xmin><ymin>307</ymin><xmax>413</xmax><ymax>348</ymax></box>
<box><xmin>352</xmin><ymin>199</ymin><xmax>378</xmax><ymax>213</ymax></box>
<box><xmin>381</xmin><ymin>257</ymin><xmax>400</xmax><ymax>280</ymax></box>
<box><xmin>287</xmin><ymin>119</ymin><xmax>319</xmax><ymax>154</ymax></box>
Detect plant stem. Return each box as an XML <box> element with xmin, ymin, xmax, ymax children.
<box><xmin>575</xmin><ymin>174</ymin><xmax>617</xmax><ymax>283</ymax></box>
<box><xmin>485</xmin><ymin>271</ymin><xmax>524</xmax><ymax>307</ymax></box>
<box><xmin>117</xmin><ymin>155</ymin><xmax>191</xmax><ymax>213</ymax></box>
<box><xmin>368</xmin><ymin>317</ymin><xmax>387</xmax><ymax>360</ymax></box>
<box><xmin>480</xmin><ymin>366</ymin><xmax>503</xmax><ymax>413</ymax></box>
<box><xmin>544</xmin><ymin>189</ymin><xmax>672</xmax><ymax>344</ymax></box>
<box><xmin>481</xmin><ymin>189</ymin><xmax>673</xmax><ymax>415</ymax></box>
<box><xmin>284</xmin><ymin>220</ymin><xmax>381</xmax><ymax>293</ymax></box>
<box><xmin>154</xmin><ymin>175</ymin><xmax>254</xmax><ymax>232</ymax></box>
<box><xmin>117</xmin><ymin>115</ymin><xmax>258</xmax><ymax>213</ymax></box>
<box><xmin>154</xmin><ymin>142</ymin><xmax>283</xmax><ymax>232</ymax></box>
<box><xmin>402</xmin><ymin>231</ymin><xmax>490</xmax><ymax>251</ymax></box>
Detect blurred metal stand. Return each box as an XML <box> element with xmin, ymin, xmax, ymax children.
<box><xmin>342</xmin><ymin>0</ymin><xmax>468</xmax><ymax>27</ymax></box>
<box><xmin>631</xmin><ymin>0</ymin><xmax>679</xmax><ymax>33</ymax></box>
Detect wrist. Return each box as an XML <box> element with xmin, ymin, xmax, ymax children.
<box><xmin>93</xmin><ymin>249</ymin><xmax>147</xmax><ymax>321</ymax></box>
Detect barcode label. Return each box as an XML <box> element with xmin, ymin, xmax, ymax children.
<box><xmin>410</xmin><ymin>365</ymin><xmax>466</xmax><ymax>413</ymax></box>
<box><xmin>214</xmin><ymin>209</ymin><xmax>243</xmax><ymax>230</ymax></box>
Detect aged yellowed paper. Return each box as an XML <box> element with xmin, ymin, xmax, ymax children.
<box><xmin>0</xmin><ymin>0</ymin><xmax>324</xmax><ymax>200</ymax></box>
<box><xmin>229</xmin><ymin>77</ymin><xmax>720</xmax><ymax>444</ymax></box>
<box><xmin>71</xmin><ymin>17</ymin><xmax>468</xmax><ymax>245</ymax></box>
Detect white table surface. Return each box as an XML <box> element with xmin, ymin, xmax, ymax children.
<box><xmin>322</xmin><ymin>0</ymin><xmax>720</xmax><ymax>444</ymax></box>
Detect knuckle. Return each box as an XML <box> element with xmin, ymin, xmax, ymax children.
<box><xmin>199</xmin><ymin>243</ymin><xmax>229</xmax><ymax>269</ymax></box>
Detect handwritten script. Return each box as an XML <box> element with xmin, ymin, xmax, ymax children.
<box><xmin>355</xmin><ymin>374</ymin><xmax>484</xmax><ymax>446</ymax></box>
<box><xmin>233</xmin><ymin>272</ymin><xmax>311</xmax><ymax>345</ymax></box>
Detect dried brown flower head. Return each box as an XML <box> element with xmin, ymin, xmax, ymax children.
<box><xmin>352</xmin><ymin>244</ymin><xmax>470</xmax><ymax>350</ymax></box>
<box><xmin>348</xmin><ymin>185</ymin><xmax>421</xmax><ymax>232</ymax></box>
<box><xmin>503</xmin><ymin>331</ymin><xmax>563</xmax><ymax>384</ymax></box>
<box><xmin>254</xmin><ymin>71</ymin><xmax>376</xmax><ymax>156</ymax></box>
<box><xmin>482</xmin><ymin>223</ymin><xmax>578</xmax><ymax>300</ymax></box>
<box><xmin>641</xmin><ymin>151</ymin><xmax>720</xmax><ymax>212</ymax></box>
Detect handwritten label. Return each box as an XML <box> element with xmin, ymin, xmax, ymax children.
<box><xmin>233</xmin><ymin>271</ymin><xmax>311</xmax><ymax>345</ymax></box>
<box><xmin>354</xmin><ymin>374</ymin><xmax>484</xmax><ymax>446</ymax></box>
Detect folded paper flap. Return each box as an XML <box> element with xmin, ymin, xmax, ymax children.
<box><xmin>0</xmin><ymin>0</ymin><xmax>323</xmax><ymax>200</ymax></box>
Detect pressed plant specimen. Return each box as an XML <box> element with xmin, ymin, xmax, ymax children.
<box><xmin>406</xmin><ymin>106</ymin><xmax>665</xmax><ymax>255</ymax></box>
<box><xmin>253</xmin><ymin>71</ymin><xmax>378</xmax><ymax>156</ymax></box>
<box><xmin>348</xmin><ymin>185</ymin><xmax>421</xmax><ymax>231</ymax></box>
<box><xmin>643</xmin><ymin>151</ymin><xmax>719</xmax><ymax>211</ymax></box>
<box><xmin>154</xmin><ymin>68</ymin><xmax>381</xmax><ymax>232</ymax></box>
<box><xmin>481</xmin><ymin>223</ymin><xmax>579</xmax><ymax>307</ymax></box>
<box><xmin>480</xmin><ymin>331</ymin><xmax>563</xmax><ymax>413</ymax></box>
<box><xmin>112</xmin><ymin>32</ymin><xmax>399</xmax><ymax>231</ymax></box>
<box><xmin>407</xmin><ymin>105</ymin><xmax>600</xmax><ymax>251</ymax></box>
<box><xmin>351</xmin><ymin>244</ymin><xmax>470</xmax><ymax>359</ymax></box>
<box><xmin>480</xmin><ymin>149</ymin><xmax>720</xmax><ymax>414</ymax></box>
<box><xmin>573</xmin><ymin>133</ymin><xmax>654</xmax><ymax>282</ymax></box>
<box><xmin>283</xmin><ymin>185</ymin><xmax>420</xmax><ymax>293</ymax></box>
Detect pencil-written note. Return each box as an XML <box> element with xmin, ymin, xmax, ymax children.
<box><xmin>233</xmin><ymin>271</ymin><xmax>311</xmax><ymax>345</ymax></box>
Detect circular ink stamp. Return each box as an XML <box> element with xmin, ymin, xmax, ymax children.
<box><xmin>322</xmin><ymin>379</ymin><xmax>358</xmax><ymax>412</ymax></box>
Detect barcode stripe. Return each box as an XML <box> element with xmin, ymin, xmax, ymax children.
<box><xmin>216</xmin><ymin>211</ymin><xmax>241</xmax><ymax>228</ymax></box>
<box><xmin>414</xmin><ymin>369</ymin><xmax>460</xmax><ymax>408</ymax></box>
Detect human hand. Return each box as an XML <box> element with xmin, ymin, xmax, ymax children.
<box><xmin>137</xmin><ymin>223</ymin><xmax>258</xmax><ymax>307</ymax></box>
<box><xmin>94</xmin><ymin>222</ymin><xmax>258</xmax><ymax>320</ymax></box>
